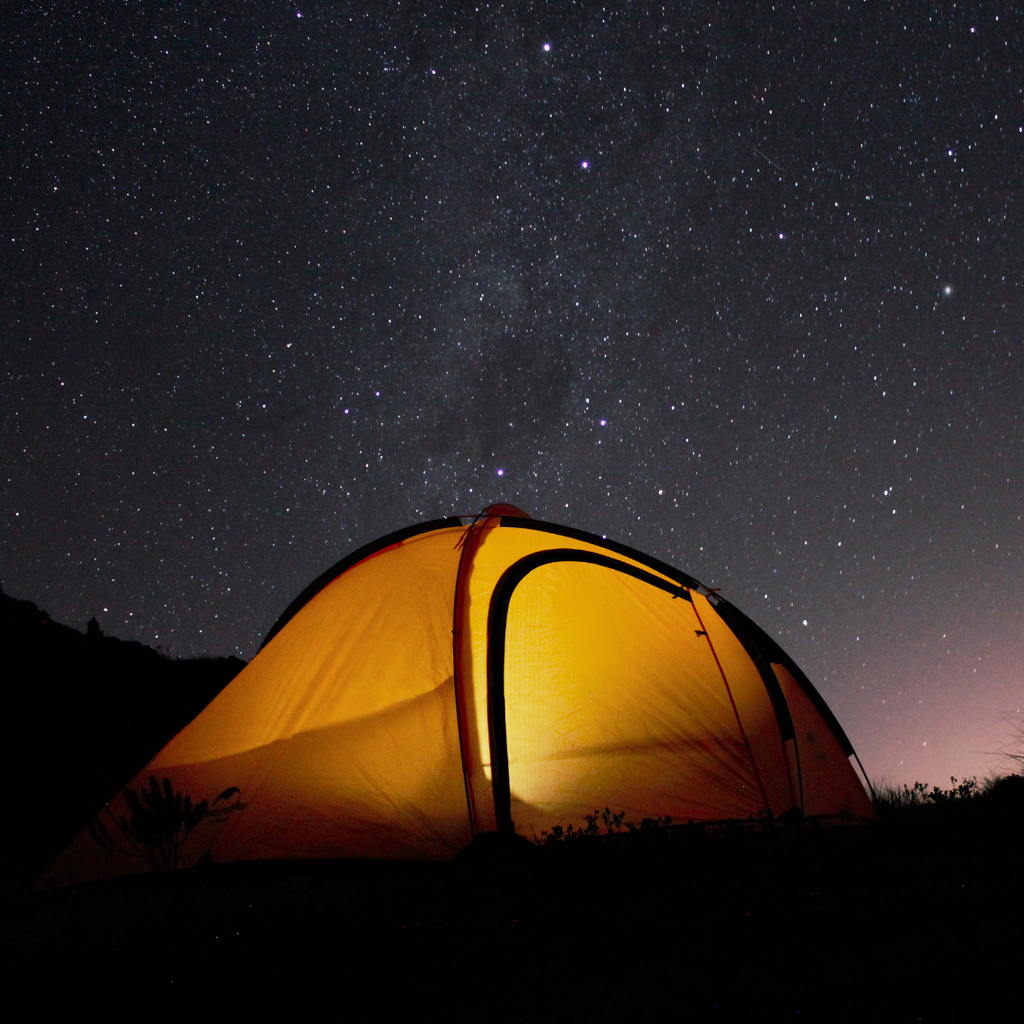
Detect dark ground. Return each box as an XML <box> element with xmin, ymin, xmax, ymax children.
<box><xmin>5</xmin><ymin>790</ymin><xmax>1022</xmax><ymax>1022</ymax></box>
<box><xmin>3</xmin><ymin>593</ymin><xmax>1020</xmax><ymax>1020</ymax></box>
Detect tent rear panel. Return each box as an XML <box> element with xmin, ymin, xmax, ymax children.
<box><xmin>772</xmin><ymin>663</ymin><xmax>875</xmax><ymax>821</ymax></box>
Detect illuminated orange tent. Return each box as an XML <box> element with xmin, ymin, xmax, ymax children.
<box><xmin>44</xmin><ymin>506</ymin><xmax>874</xmax><ymax>886</ymax></box>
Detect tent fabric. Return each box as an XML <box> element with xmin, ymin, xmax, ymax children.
<box><xmin>43</xmin><ymin>513</ymin><xmax>874</xmax><ymax>887</ymax></box>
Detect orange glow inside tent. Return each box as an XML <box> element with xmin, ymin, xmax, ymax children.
<box><xmin>43</xmin><ymin>512</ymin><xmax>875</xmax><ymax>886</ymax></box>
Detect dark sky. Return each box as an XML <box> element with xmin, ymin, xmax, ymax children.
<box><xmin>3</xmin><ymin>2</ymin><xmax>1022</xmax><ymax>788</ymax></box>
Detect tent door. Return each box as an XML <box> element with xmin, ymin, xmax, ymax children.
<box><xmin>486</xmin><ymin>551</ymin><xmax>773</xmax><ymax>839</ymax></box>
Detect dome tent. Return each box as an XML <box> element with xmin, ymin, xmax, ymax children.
<box><xmin>43</xmin><ymin>508</ymin><xmax>874</xmax><ymax>886</ymax></box>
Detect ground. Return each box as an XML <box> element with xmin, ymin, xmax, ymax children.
<box><xmin>5</xmin><ymin>792</ymin><xmax>1021</xmax><ymax>1021</ymax></box>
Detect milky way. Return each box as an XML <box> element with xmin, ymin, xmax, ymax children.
<box><xmin>3</xmin><ymin>3</ymin><xmax>1022</xmax><ymax>786</ymax></box>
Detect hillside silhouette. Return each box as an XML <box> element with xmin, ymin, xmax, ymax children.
<box><xmin>0</xmin><ymin>589</ymin><xmax>244</xmax><ymax>871</ymax></box>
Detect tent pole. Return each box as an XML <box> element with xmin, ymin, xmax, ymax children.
<box><xmin>452</xmin><ymin>518</ymin><xmax>484</xmax><ymax>838</ymax></box>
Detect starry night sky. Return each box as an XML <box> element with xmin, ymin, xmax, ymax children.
<box><xmin>3</xmin><ymin>3</ymin><xmax>1022</xmax><ymax>788</ymax></box>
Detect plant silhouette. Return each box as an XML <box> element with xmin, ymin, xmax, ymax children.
<box><xmin>88</xmin><ymin>776</ymin><xmax>208</xmax><ymax>871</ymax></box>
<box><xmin>532</xmin><ymin>807</ymin><xmax>674</xmax><ymax>845</ymax></box>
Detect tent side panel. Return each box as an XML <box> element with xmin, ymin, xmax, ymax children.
<box><xmin>153</xmin><ymin>527</ymin><xmax>464</xmax><ymax>767</ymax></box>
<box><xmin>40</xmin><ymin>677</ymin><xmax>469</xmax><ymax>888</ymax></box>
<box><xmin>41</xmin><ymin>527</ymin><xmax>468</xmax><ymax>887</ymax></box>
<box><xmin>209</xmin><ymin>675</ymin><xmax>471</xmax><ymax>862</ymax></box>
<box><xmin>773</xmin><ymin>663</ymin><xmax>876</xmax><ymax>821</ymax></box>
<box><xmin>261</xmin><ymin>517</ymin><xmax>463</xmax><ymax>647</ymax></box>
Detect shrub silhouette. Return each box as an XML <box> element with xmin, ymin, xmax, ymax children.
<box><xmin>88</xmin><ymin>776</ymin><xmax>208</xmax><ymax>871</ymax></box>
<box><xmin>872</xmin><ymin>776</ymin><xmax>981</xmax><ymax>818</ymax></box>
<box><xmin>532</xmin><ymin>807</ymin><xmax>672</xmax><ymax>845</ymax></box>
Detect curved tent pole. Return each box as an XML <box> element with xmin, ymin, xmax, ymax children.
<box><xmin>452</xmin><ymin>515</ymin><xmax>489</xmax><ymax>838</ymax></box>
<box><xmin>499</xmin><ymin>515</ymin><xmax>701</xmax><ymax>592</ymax></box>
